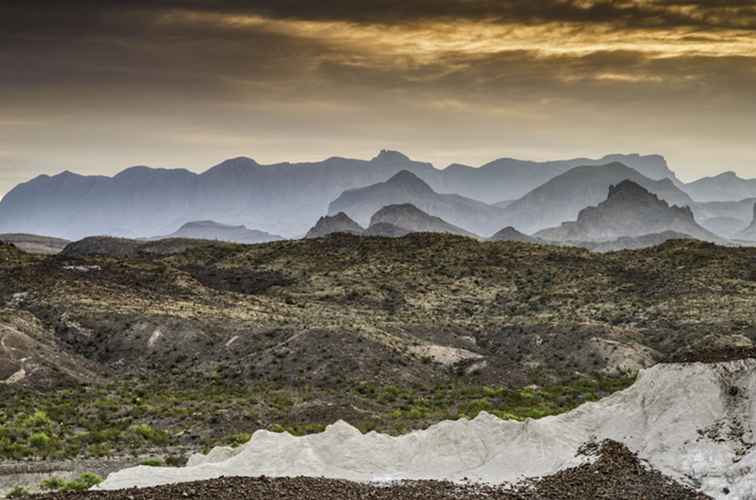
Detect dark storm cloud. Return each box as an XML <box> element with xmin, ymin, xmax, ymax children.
<box><xmin>0</xmin><ymin>0</ymin><xmax>755</xmax><ymax>194</ymax></box>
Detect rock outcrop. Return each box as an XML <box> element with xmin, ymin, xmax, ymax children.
<box><xmin>536</xmin><ymin>180</ymin><xmax>721</xmax><ymax>243</ymax></box>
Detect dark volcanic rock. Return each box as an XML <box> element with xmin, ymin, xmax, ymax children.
<box><xmin>305</xmin><ymin>213</ymin><xmax>365</xmax><ymax>239</ymax></box>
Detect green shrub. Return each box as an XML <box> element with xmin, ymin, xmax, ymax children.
<box><xmin>140</xmin><ymin>458</ymin><xmax>163</xmax><ymax>467</ymax></box>
<box><xmin>29</xmin><ymin>431</ymin><xmax>51</xmax><ymax>449</ymax></box>
<box><xmin>60</xmin><ymin>472</ymin><xmax>104</xmax><ymax>492</ymax></box>
<box><xmin>131</xmin><ymin>423</ymin><xmax>169</xmax><ymax>445</ymax></box>
<box><xmin>41</xmin><ymin>476</ymin><xmax>66</xmax><ymax>490</ymax></box>
<box><xmin>226</xmin><ymin>432</ymin><xmax>251</xmax><ymax>447</ymax></box>
<box><xmin>23</xmin><ymin>410</ymin><xmax>53</xmax><ymax>429</ymax></box>
<box><xmin>6</xmin><ymin>486</ymin><xmax>30</xmax><ymax>499</ymax></box>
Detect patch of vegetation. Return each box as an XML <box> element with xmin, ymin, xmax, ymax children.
<box><xmin>39</xmin><ymin>472</ymin><xmax>103</xmax><ymax>492</ymax></box>
<box><xmin>6</xmin><ymin>486</ymin><xmax>31</xmax><ymax>499</ymax></box>
<box><xmin>0</xmin><ymin>374</ymin><xmax>633</xmax><ymax>460</ymax></box>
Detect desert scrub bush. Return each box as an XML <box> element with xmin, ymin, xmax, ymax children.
<box><xmin>224</xmin><ymin>432</ymin><xmax>252</xmax><ymax>447</ymax></box>
<box><xmin>41</xmin><ymin>473</ymin><xmax>104</xmax><ymax>493</ymax></box>
<box><xmin>41</xmin><ymin>476</ymin><xmax>66</xmax><ymax>491</ymax></box>
<box><xmin>28</xmin><ymin>431</ymin><xmax>52</xmax><ymax>449</ymax></box>
<box><xmin>23</xmin><ymin>410</ymin><xmax>53</xmax><ymax>428</ymax></box>
<box><xmin>140</xmin><ymin>458</ymin><xmax>164</xmax><ymax>466</ymax></box>
<box><xmin>130</xmin><ymin>423</ymin><xmax>169</xmax><ymax>445</ymax></box>
<box><xmin>6</xmin><ymin>486</ymin><xmax>30</xmax><ymax>499</ymax></box>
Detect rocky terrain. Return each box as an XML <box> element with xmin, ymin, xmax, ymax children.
<box><xmin>536</xmin><ymin>180</ymin><xmax>720</xmax><ymax>243</ymax></box>
<box><xmin>29</xmin><ymin>441</ymin><xmax>707</xmax><ymax>499</ymax></box>
<box><xmin>1</xmin><ymin>233</ymin><xmax>755</xmax><ymax>497</ymax></box>
<box><xmin>149</xmin><ymin>221</ymin><xmax>282</xmax><ymax>245</ymax></box>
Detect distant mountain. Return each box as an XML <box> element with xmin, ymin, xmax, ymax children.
<box><xmin>698</xmin><ymin>216</ymin><xmax>749</xmax><ymax>239</ymax></box>
<box><xmin>305</xmin><ymin>213</ymin><xmax>364</xmax><ymax>239</ymax></box>
<box><xmin>685</xmin><ymin>172</ymin><xmax>756</xmax><ymax>202</ymax></box>
<box><xmin>0</xmin><ymin>233</ymin><xmax>69</xmax><ymax>255</ymax></box>
<box><xmin>691</xmin><ymin>197</ymin><xmax>756</xmax><ymax>234</ymax></box>
<box><xmin>536</xmin><ymin>180</ymin><xmax>721</xmax><ymax>243</ymax></box>
<box><xmin>152</xmin><ymin>220</ymin><xmax>282</xmax><ymax>244</ymax></box>
<box><xmin>0</xmin><ymin>151</ymin><xmax>681</xmax><ymax>240</ymax></box>
<box><xmin>499</xmin><ymin>163</ymin><xmax>694</xmax><ymax>234</ymax></box>
<box><xmin>489</xmin><ymin>227</ymin><xmax>539</xmax><ymax>243</ymax></box>
<box><xmin>329</xmin><ymin>171</ymin><xmax>507</xmax><ymax>235</ymax></box>
<box><xmin>581</xmin><ymin>231</ymin><xmax>695</xmax><ymax>253</ymax></box>
<box><xmin>369</xmin><ymin>204</ymin><xmax>477</xmax><ymax>238</ymax></box>
<box><xmin>736</xmin><ymin>203</ymin><xmax>756</xmax><ymax>241</ymax></box>
<box><xmin>363</xmin><ymin>222</ymin><xmax>411</xmax><ymax>238</ymax></box>
<box><xmin>0</xmin><ymin>151</ymin><xmax>436</xmax><ymax>240</ymax></box>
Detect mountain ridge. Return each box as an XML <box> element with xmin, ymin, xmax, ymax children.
<box><xmin>0</xmin><ymin>152</ymin><xmax>681</xmax><ymax>240</ymax></box>
<box><xmin>536</xmin><ymin>180</ymin><xmax>720</xmax><ymax>243</ymax></box>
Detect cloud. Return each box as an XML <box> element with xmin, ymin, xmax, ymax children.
<box><xmin>0</xmin><ymin>0</ymin><xmax>754</xmax><ymax>187</ymax></box>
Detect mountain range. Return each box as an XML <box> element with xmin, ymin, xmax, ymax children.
<box><xmin>494</xmin><ymin>163</ymin><xmax>693</xmax><ymax>234</ymax></box>
<box><xmin>536</xmin><ymin>180</ymin><xmax>720</xmax><ymax>243</ymax></box>
<box><xmin>329</xmin><ymin>171</ymin><xmax>506</xmax><ymax>236</ymax></box>
<box><xmin>0</xmin><ymin>151</ymin><xmax>684</xmax><ymax>240</ymax></box>
<box><xmin>684</xmin><ymin>171</ymin><xmax>756</xmax><ymax>203</ymax></box>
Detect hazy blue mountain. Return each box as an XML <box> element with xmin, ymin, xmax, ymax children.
<box><xmin>536</xmin><ymin>180</ymin><xmax>720</xmax><ymax>243</ymax></box>
<box><xmin>305</xmin><ymin>213</ymin><xmax>365</xmax><ymax>239</ymax></box>
<box><xmin>690</xmin><ymin>197</ymin><xmax>756</xmax><ymax>236</ymax></box>
<box><xmin>498</xmin><ymin>163</ymin><xmax>694</xmax><ymax>234</ymax></box>
<box><xmin>430</xmin><ymin>153</ymin><xmax>678</xmax><ymax>204</ymax></box>
<box><xmin>685</xmin><ymin>171</ymin><xmax>756</xmax><ymax>202</ymax></box>
<box><xmin>698</xmin><ymin>216</ymin><xmax>749</xmax><ymax>239</ymax></box>
<box><xmin>363</xmin><ymin>222</ymin><xmax>411</xmax><ymax>238</ymax></box>
<box><xmin>0</xmin><ymin>151</ymin><xmax>436</xmax><ymax>240</ymax></box>
<box><xmin>152</xmin><ymin>220</ymin><xmax>283</xmax><ymax>244</ymax></box>
<box><xmin>489</xmin><ymin>227</ymin><xmax>539</xmax><ymax>243</ymax></box>
<box><xmin>368</xmin><ymin>204</ymin><xmax>477</xmax><ymax>238</ymax></box>
<box><xmin>582</xmin><ymin>231</ymin><xmax>696</xmax><ymax>253</ymax></box>
<box><xmin>329</xmin><ymin>171</ymin><xmax>507</xmax><ymax>235</ymax></box>
<box><xmin>736</xmin><ymin>203</ymin><xmax>756</xmax><ymax>241</ymax></box>
<box><xmin>0</xmin><ymin>151</ymin><xmax>682</xmax><ymax>240</ymax></box>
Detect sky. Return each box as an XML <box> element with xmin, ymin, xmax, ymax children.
<box><xmin>1</xmin><ymin>0</ymin><xmax>756</xmax><ymax>196</ymax></box>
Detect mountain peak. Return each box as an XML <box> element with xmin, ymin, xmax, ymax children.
<box><xmin>490</xmin><ymin>226</ymin><xmax>537</xmax><ymax>243</ymax></box>
<box><xmin>369</xmin><ymin>203</ymin><xmax>476</xmax><ymax>238</ymax></box>
<box><xmin>535</xmin><ymin>179</ymin><xmax>717</xmax><ymax>243</ymax></box>
<box><xmin>607</xmin><ymin>179</ymin><xmax>660</xmax><ymax>201</ymax></box>
<box><xmin>371</xmin><ymin>150</ymin><xmax>411</xmax><ymax>163</ymax></box>
<box><xmin>385</xmin><ymin>170</ymin><xmax>433</xmax><ymax>190</ymax></box>
<box><xmin>305</xmin><ymin>212</ymin><xmax>365</xmax><ymax>239</ymax></box>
